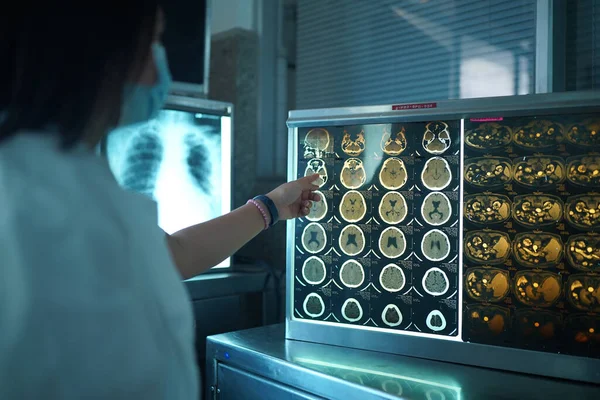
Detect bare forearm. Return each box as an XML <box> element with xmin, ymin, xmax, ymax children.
<box><xmin>166</xmin><ymin>203</ymin><xmax>265</xmax><ymax>279</ymax></box>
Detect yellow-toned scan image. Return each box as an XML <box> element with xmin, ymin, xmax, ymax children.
<box><xmin>341</xmin><ymin>129</ymin><xmax>366</xmax><ymax>156</ymax></box>
<box><xmin>303</xmin><ymin>292</ymin><xmax>325</xmax><ymax>318</ymax></box>
<box><xmin>513</xmin><ymin>120</ymin><xmax>563</xmax><ymax>149</ymax></box>
<box><xmin>464</xmin><ymin>194</ymin><xmax>511</xmax><ymax>225</ymax></box>
<box><xmin>340</xmin><ymin>190</ymin><xmax>367</xmax><ymax>223</ymax></box>
<box><xmin>421</xmin><ymin>192</ymin><xmax>452</xmax><ymax>226</ymax></box>
<box><xmin>379</xmin><ymin>157</ymin><xmax>408</xmax><ymax>190</ymax></box>
<box><xmin>378</xmin><ymin>191</ymin><xmax>408</xmax><ymax>225</ymax></box>
<box><xmin>464</xmin><ymin>230</ymin><xmax>511</xmax><ymax>265</ymax></box>
<box><xmin>341</xmin><ymin>298</ymin><xmax>363</xmax><ymax>322</ymax></box>
<box><xmin>513</xmin><ymin>156</ymin><xmax>565</xmax><ymax>188</ymax></box>
<box><xmin>565</xmin><ymin>194</ymin><xmax>600</xmax><ymax>230</ymax></box>
<box><xmin>340</xmin><ymin>158</ymin><xmax>367</xmax><ymax>189</ymax></box>
<box><xmin>466</xmin><ymin>305</ymin><xmax>509</xmax><ymax>336</ymax></box>
<box><xmin>512</xmin><ymin>194</ymin><xmax>563</xmax><ymax>227</ymax></box>
<box><xmin>301</xmin><ymin>222</ymin><xmax>327</xmax><ymax>254</ymax></box>
<box><xmin>464</xmin><ymin>123</ymin><xmax>512</xmax><ymax>150</ymax></box>
<box><xmin>425</xmin><ymin>310</ymin><xmax>447</xmax><ymax>332</ymax></box>
<box><xmin>381</xmin><ymin>304</ymin><xmax>403</xmax><ymax>327</ymax></box>
<box><xmin>304</xmin><ymin>158</ymin><xmax>328</xmax><ymax>188</ymax></box>
<box><xmin>302</xmin><ymin>256</ymin><xmax>327</xmax><ymax>285</ymax></box>
<box><xmin>514</xmin><ymin>271</ymin><xmax>562</xmax><ymax>307</ymax></box>
<box><xmin>339</xmin><ymin>260</ymin><xmax>365</xmax><ymax>288</ymax></box>
<box><xmin>513</xmin><ymin>232</ymin><xmax>563</xmax><ymax>268</ymax></box>
<box><xmin>381</xmin><ymin>127</ymin><xmax>407</xmax><ymax>156</ymax></box>
<box><xmin>422</xmin><ymin>267</ymin><xmax>450</xmax><ymax>296</ymax></box>
<box><xmin>566</xmin><ymin>119</ymin><xmax>600</xmax><ymax>147</ymax></box>
<box><xmin>566</xmin><ymin>234</ymin><xmax>600</xmax><ymax>271</ymax></box>
<box><xmin>464</xmin><ymin>157</ymin><xmax>512</xmax><ymax>187</ymax></box>
<box><xmin>378</xmin><ymin>227</ymin><xmax>407</xmax><ymax>259</ymax></box>
<box><xmin>465</xmin><ymin>267</ymin><xmax>510</xmax><ymax>303</ymax></box>
<box><xmin>515</xmin><ymin>309</ymin><xmax>561</xmax><ymax>340</ymax></box>
<box><xmin>567</xmin><ymin>315</ymin><xmax>600</xmax><ymax>346</ymax></box>
<box><xmin>567</xmin><ymin>155</ymin><xmax>600</xmax><ymax>187</ymax></box>
<box><xmin>306</xmin><ymin>190</ymin><xmax>327</xmax><ymax>222</ymax></box>
<box><xmin>422</xmin><ymin>121</ymin><xmax>451</xmax><ymax>155</ymax></box>
<box><xmin>420</xmin><ymin>157</ymin><xmax>452</xmax><ymax>190</ymax></box>
<box><xmin>568</xmin><ymin>274</ymin><xmax>600</xmax><ymax>313</ymax></box>
<box><xmin>379</xmin><ymin>264</ymin><xmax>406</xmax><ymax>292</ymax></box>
<box><xmin>304</xmin><ymin>128</ymin><xmax>331</xmax><ymax>159</ymax></box>
<box><xmin>339</xmin><ymin>224</ymin><xmax>366</xmax><ymax>256</ymax></box>
<box><xmin>421</xmin><ymin>229</ymin><xmax>451</xmax><ymax>262</ymax></box>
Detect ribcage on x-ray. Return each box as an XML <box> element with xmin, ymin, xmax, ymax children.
<box><xmin>122</xmin><ymin>132</ymin><xmax>164</xmax><ymax>198</ymax></box>
<box><xmin>185</xmin><ymin>133</ymin><xmax>212</xmax><ymax>194</ymax></box>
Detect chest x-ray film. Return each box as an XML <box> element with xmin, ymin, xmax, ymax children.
<box><xmin>104</xmin><ymin>107</ymin><xmax>231</xmax><ymax>267</ymax></box>
<box><xmin>293</xmin><ymin>122</ymin><xmax>461</xmax><ymax>338</ymax></box>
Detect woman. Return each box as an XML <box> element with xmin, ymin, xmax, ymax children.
<box><xmin>0</xmin><ymin>5</ymin><xmax>318</xmax><ymax>399</ymax></box>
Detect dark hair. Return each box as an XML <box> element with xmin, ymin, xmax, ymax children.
<box><xmin>0</xmin><ymin>6</ymin><xmax>159</xmax><ymax>148</ymax></box>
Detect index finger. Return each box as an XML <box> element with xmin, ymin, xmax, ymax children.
<box><xmin>300</xmin><ymin>174</ymin><xmax>320</xmax><ymax>190</ymax></box>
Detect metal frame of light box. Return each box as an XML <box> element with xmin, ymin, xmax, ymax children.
<box><xmin>286</xmin><ymin>91</ymin><xmax>600</xmax><ymax>385</ymax></box>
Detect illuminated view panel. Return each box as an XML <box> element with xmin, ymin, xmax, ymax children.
<box><xmin>463</xmin><ymin>115</ymin><xmax>600</xmax><ymax>358</ymax></box>
<box><xmin>294</xmin><ymin>122</ymin><xmax>461</xmax><ymax>337</ymax></box>
<box><xmin>105</xmin><ymin>108</ymin><xmax>231</xmax><ymax>268</ymax></box>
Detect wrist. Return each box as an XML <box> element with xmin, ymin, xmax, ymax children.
<box><xmin>254</xmin><ymin>194</ymin><xmax>280</xmax><ymax>227</ymax></box>
<box><xmin>247</xmin><ymin>199</ymin><xmax>270</xmax><ymax>230</ymax></box>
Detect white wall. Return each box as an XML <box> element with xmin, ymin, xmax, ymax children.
<box><xmin>211</xmin><ymin>0</ymin><xmax>257</xmax><ymax>35</ymax></box>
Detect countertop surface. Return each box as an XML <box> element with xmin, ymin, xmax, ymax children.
<box><xmin>207</xmin><ymin>324</ymin><xmax>600</xmax><ymax>400</ymax></box>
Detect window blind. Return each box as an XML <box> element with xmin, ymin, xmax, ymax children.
<box><xmin>296</xmin><ymin>0</ymin><xmax>536</xmax><ymax>109</ymax></box>
<box><xmin>566</xmin><ymin>0</ymin><xmax>600</xmax><ymax>91</ymax></box>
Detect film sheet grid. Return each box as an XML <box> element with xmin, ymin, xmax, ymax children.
<box><xmin>294</xmin><ymin>122</ymin><xmax>461</xmax><ymax>337</ymax></box>
<box><xmin>463</xmin><ymin>114</ymin><xmax>600</xmax><ymax>358</ymax></box>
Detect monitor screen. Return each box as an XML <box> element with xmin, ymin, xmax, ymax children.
<box><xmin>162</xmin><ymin>0</ymin><xmax>210</xmax><ymax>90</ymax></box>
<box><xmin>104</xmin><ymin>105</ymin><xmax>231</xmax><ymax>268</ymax></box>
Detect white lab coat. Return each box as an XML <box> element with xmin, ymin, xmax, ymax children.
<box><xmin>0</xmin><ymin>133</ymin><xmax>199</xmax><ymax>399</ymax></box>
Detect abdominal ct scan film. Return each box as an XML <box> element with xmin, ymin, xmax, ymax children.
<box><xmin>463</xmin><ymin>113</ymin><xmax>600</xmax><ymax>359</ymax></box>
<box><xmin>294</xmin><ymin>121</ymin><xmax>461</xmax><ymax>337</ymax></box>
<box><xmin>105</xmin><ymin>109</ymin><xmax>224</xmax><ymax>235</ymax></box>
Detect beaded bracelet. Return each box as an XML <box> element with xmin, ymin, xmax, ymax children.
<box><xmin>247</xmin><ymin>199</ymin><xmax>270</xmax><ymax>230</ymax></box>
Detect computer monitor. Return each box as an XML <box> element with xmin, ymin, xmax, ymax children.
<box><xmin>162</xmin><ymin>0</ymin><xmax>212</xmax><ymax>95</ymax></box>
<box><xmin>102</xmin><ymin>95</ymin><xmax>232</xmax><ymax>269</ymax></box>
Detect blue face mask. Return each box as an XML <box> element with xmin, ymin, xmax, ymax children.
<box><xmin>118</xmin><ymin>43</ymin><xmax>172</xmax><ymax>127</ymax></box>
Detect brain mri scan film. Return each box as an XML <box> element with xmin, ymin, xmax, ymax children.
<box><xmin>382</xmin><ymin>304</ymin><xmax>403</xmax><ymax>327</ymax></box>
<box><xmin>340</xmin><ymin>190</ymin><xmax>367</xmax><ymax>223</ymax></box>
<box><xmin>379</xmin><ymin>192</ymin><xmax>408</xmax><ymax>225</ymax></box>
<box><xmin>302</xmin><ymin>256</ymin><xmax>327</xmax><ymax>285</ymax></box>
<box><xmin>339</xmin><ymin>260</ymin><xmax>365</xmax><ymax>288</ymax></box>
<box><xmin>379</xmin><ymin>227</ymin><xmax>407</xmax><ymax>259</ymax></box>
<box><xmin>302</xmin><ymin>223</ymin><xmax>327</xmax><ymax>254</ymax></box>
<box><xmin>422</xmin><ymin>267</ymin><xmax>450</xmax><ymax>296</ymax></box>
<box><xmin>421</xmin><ymin>192</ymin><xmax>452</xmax><ymax>226</ymax></box>
<box><xmin>339</xmin><ymin>225</ymin><xmax>366</xmax><ymax>256</ymax></box>
<box><xmin>294</xmin><ymin>121</ymin><xmax>460</xmax><ymax>338</ymax></box>
<box><xmin>421</xmin><ymin>157</ymin><xmax>452</xmax><ymax>190</ymax></box>
<box><xmin>422</xmin><ymin>122</ymin><xmax>451</xmax><ymax>154</ymax></box>
<box><xmin>379</xmin><ymin>157</ymin><xmax>408</xmax><ymax>190</ymax></box>
<box><xmin>342</xmin><ymin>298</ymin><xmax>364</xmax><ymax>322</ymax></box>
<box><xmin>306</xmin><ymin>190</ymin><xmax>328</xmax><ymax>222</ymax></box>
<box><xmin>379</xmin><ymin>264</ymin><xmax>406</xmax><ymax>292</ymax></box>
<box><xmin>303</xmin><ymin>293</ymin><xmax>326</xmax><ymax>318</ymax></box>
<box><xmin>340</xmin><ymin>158</ymin><xmax>367</xmax><ymax>189</ymax></box>
<box><xmin>105</xmin><ymin>108</ymin><xmax>229</xmax><ymax>242</ymax></box>
<box><xmin>421</xmin><ymin>229</ymin><xmax>451</xmax><ymax>262</ymax></box>
<box><xmin>305</xmin><ymin>158</ymin><xmax>328</xmax><ymax>187</ymax></box>
<box><xmin>381</xmin><ymin>126</ymin><xmax>408</xmax><ymax>156</ymax></box>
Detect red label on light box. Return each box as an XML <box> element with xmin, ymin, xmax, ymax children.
<box><xmin>470</xmin><ymin>117</ymin><xmax>504</xmax><ymax>122</ymax></box>
<box><xmin>392</xmin><ymin>102</ymin><xmax>437</xmax><ymax>110</ymax></box>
